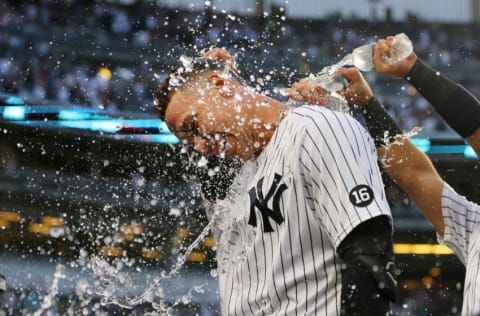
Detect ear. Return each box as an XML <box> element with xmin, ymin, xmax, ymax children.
<box><xmin>207</xmin><ymin>73</ymin><xmax>225</xmax><ymax>88</ymax></box>
<box><xmin>207</xmin><ymin>73</ymin><xmax>233</xmax><ymax>98</ymax></box>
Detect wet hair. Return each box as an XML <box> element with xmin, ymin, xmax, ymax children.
<box><xmin>154</xmin><ymin>57</ymin><xmax>236</xmax><ymax>121</ymax></box>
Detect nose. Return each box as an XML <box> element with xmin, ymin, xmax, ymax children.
<box><xmin>194</xmin><ymin>136</ymin><xmax>212</xmax><ymax>154</ymax></box>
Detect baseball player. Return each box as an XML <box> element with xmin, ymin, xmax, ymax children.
<box><xmin>291</xmin><ymin>36</ymin><xmax>480</xmax><ymax>315</ymax></box>
<box><xmin>155</xmin><ymin>51</ymin><xmax>397</xmax><ymax>315</ymax></box>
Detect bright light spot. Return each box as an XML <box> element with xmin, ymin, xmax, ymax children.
<box><xmin>464</xmin><ymin>146</ymin><xmax>478</xmax><ymax>158</ymax></box>
<box><xmin>5</xmin><ymin>96</ymin><xmax>24</xmax><ymax>105</ymax></box>
<box><xmin>98</xmin><ymin>67</ymin><xmax>112</xmax><ymax>81</ymax></box>
<box><xmin>394</xmin><ymin>243</ymin><xmax>454</xmax><ymax>255</ymax></box>
<box><xmin>3</xmin><ymin>106</ymin><xmax>26</xmax><ymax>120</ymax></box>
<box><xmin>410</xmin><ymin>137</ymin><xmax>431</xmax><ymax>153</ymax></box>
<box><xmin>58</xmin><ymin>110</ymin><xmax>92</xmax><ymax>120</ymax></box>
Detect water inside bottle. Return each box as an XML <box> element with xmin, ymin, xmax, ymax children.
<box><xmin>350</xmin><ymin>44</ymin><xmax>375</xmax><ymax>71</ymax></box>
<box><xmin>386</xmin><ymin>33</ymin><xmax>413</xmax><ymax>64</ymax></box>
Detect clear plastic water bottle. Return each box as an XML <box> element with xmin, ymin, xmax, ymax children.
<box><xmin>341</xmin><ymin>33</ymin><xmax>413</xmax><ymax>72</ymax></box>
<box><xmin>341</xmin><ymin>43</ymin><xmax>377</xmax><ymax>72</ymax></box>
<box><xmin>384</xmin><ymin>33</ymin><xmax>413</xmax><ymax>64</ymax></box>
<box><xmin>309</xmin><ymin>33</ymin><xmax>413</xmax><ymax>92</ymax></box>
<box><xmin>280</xmin><ymin>33</ymin><xmax>413</xmax><ymax>110</ymax></box>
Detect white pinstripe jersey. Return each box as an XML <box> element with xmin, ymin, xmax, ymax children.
<box><xmin>211</xmin><ymin>105</ymin><xmax>392</xmax><ymax>315</ymax></box>
<box><xmin>438</xmin><ymin>183</ymin><xmax>480</xmax><ymax>316</ymax></box>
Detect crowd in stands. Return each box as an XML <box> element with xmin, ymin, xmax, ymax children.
<box><xmin>2</xmin><ymin>1</ymin><xmax>480</xmax><ymax>133</ymax></box>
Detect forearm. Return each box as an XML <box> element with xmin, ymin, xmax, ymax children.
<box><xmin>406</xmin><ymin>58</ymin><xmax>480</xmax><ymax>140</ymax></box>
<box><xmin>362</xmin><ymin>98</ymin><xmax>445</xmax><ymax>235</ymax></box>
<box><xmin>378</xmin><ymin>142</ymin><xmax>445</xmax><ymax>236</ymax></box>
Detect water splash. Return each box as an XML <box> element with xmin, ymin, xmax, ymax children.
<box><xmin>144</xmin><ymin>284</ymin><xmax>206</xmax><ymax>316</ymax></box>
<box><xmin>91</xmin><ymin>218</ymin><xmax>214</xmax><ymax>312</ymax></box>
<box><xmin>34</xmin><ymin>264</ymin><xmax>66</xmax><ymax>316</ymax></box>
<box><xmin>379</xmin><ymin>126</ymin><xmax>424</xmax><ymax>168</ymax></box>
<box><xmin>209</xmin><ymin>161</ymin><xmax>257</xmax><ymax>274</ymax></box>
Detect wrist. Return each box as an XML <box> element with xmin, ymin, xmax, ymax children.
<box><xmin>363</xmin><ymin>95</ymin><xmax>374</xmax><ymax>106</ymax></box>
<box><xmin>346</xmin><ymin>92</ymin><xmax>373</xmax><ymax>106</ymax></box>
<box><xmin>362</xmin><ymin>98</ymin><xmax>403</xmax><ymax>147</ymax></box>
<box><xmin>401</xmin><ymin>54</ymin><xmax>417</xmax><ymax>77</ymax></box>
<box><xmin>404</xmin><ymin>57</ymin><xmax>430</xmax><ymax>83</ymax></box>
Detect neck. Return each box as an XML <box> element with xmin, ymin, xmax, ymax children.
<box><xmin>250</xmin><ymin>97</ymin><xmax>287</xmax><ymax>155</ymax></box>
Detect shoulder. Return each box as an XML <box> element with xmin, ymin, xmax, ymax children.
<box><xmin>289</xmin><ymin>104</ymin><xmax>335</xmax><ymax>120</ymax></box>
<box><xmin>289</xmin><ymin>105</ymin><xmax>360</xmax><ymax>125</ymax></box>
<box><xmin>287</xmin><ymin>105</ymin><xmax>368</xmax><ymax>137</ymax></box>
<box><xmin>442</xmin><ymin>183</ymin><xmax>480</xmax><ymax>214</ymax></box>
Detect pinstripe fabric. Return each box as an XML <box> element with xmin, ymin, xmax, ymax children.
<box><xmin>438</xmin><ymin>183</ymin><xmax>480</xmax><ymax>316</ymax></box>
<box><xmin>212</xmin><ymin>105</ymin><xmax>391</xmax><ymax>315</ymax></box>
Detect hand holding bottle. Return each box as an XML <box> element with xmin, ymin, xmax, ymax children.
<box><xmin>339</xmin><ymin>33</ymin><xmax>413</xmax><ymax>72</ymax></box>
<box><xmin>336</xmin><ymin>67</ymin><xmax>373</xmax><ymax>106</ymax></box>
<box><xmin>287</xmin><ymin>76</ymin><xmax>350</xmax><ymax>113</ymax></box>
<box><xmin>373</xmin><ymin>35</ymin><xmax>417</xmax><ymax>78</ymax></box>
<box><xmin>288</xmin><ymin>77</ymin><xmax>329</xmax><ymax>106</ymax></box>
<box><xmin>285</xmin><ymin>33</ymin><xmax>414</xmax><ymax>110</ymax></box>
<box><xmin>306</xmin><ymin>33</ymin><xmax>413</xmax><ymax>94</ymax></box>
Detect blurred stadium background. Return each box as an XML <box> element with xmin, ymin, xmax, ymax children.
<box><xmin>0</xmin><ymin>0</ymin><xmax>479</xmax><ymax>315</ymax></box>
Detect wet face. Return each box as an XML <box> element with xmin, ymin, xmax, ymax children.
<box><xmin>164</xmin><ymin>72</ymin><xmax>258</xmax><ymax>161</ymax></box>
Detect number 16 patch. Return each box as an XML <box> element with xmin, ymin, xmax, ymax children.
<box><xmin>349</xmin><ymin>184</ymin><xmax>374</xmax><ymax>207</ymax></box>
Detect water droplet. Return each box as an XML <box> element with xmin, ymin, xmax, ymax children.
<box><xmin>169</xmin><ymin>207</ymin><xmax>182</xmax><ymax>217</ymax></box>
<box><xmin>237</xmin><ymin>117</ymin><xmax>246</xmax><ymax>126</ymax></box>
<box><xmin>210</xmin><ymin>269</ymin><xmax>218</xmax><ymax>277</ymax></box>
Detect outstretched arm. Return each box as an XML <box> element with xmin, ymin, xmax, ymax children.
<box><xmin>373</xmin><ymin>36</ymin><xmax>480</xmax><ymax>155</ymax></box>
<box><xmin>375</xmin><ymin>131</ymin><xmax>444</xmax><ymax>236</ymax></box>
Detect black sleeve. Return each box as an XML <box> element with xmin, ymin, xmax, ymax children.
<box><xmin>337</xmin><ymin>215</ymin><xmax>398</xmax><ymax>316</ymax></box>
<box><xmin>406</xmin><ymin>58</ymin><xmax>480</xmax><ymax>138</ymax></box>
<box><xmin>361</xmin><ymin>98</ymin><xmax>403</xmax><ymax>148</ymax></box>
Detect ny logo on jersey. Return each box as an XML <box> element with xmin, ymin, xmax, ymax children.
<box><xmin>248</xmin><ymin>173</ymin><xmax>287</xmax><ymax>233</ymax></box>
